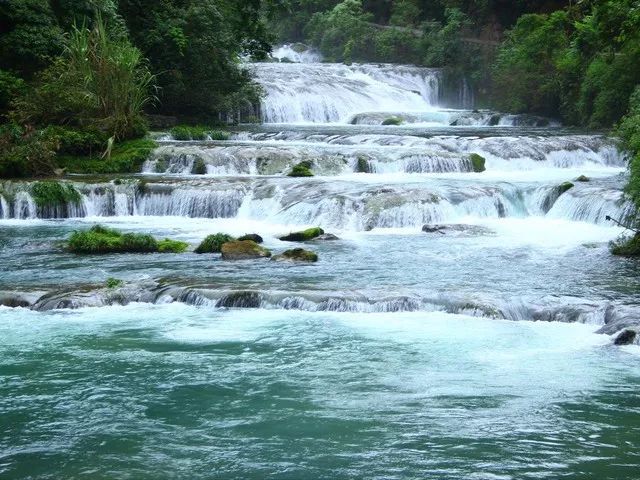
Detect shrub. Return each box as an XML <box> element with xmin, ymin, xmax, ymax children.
<box><xmin>194</xmin><ymin>233</ymin><xmax>235</xmax><ymax>253</ymax></box>
<box><xmin>31</xmin><ymin>181</ymin><xmax>81</xmax><ymax>208</ymax></box>
<box><xmin>610</xmin><ymin>234</ymin><xmax>640</xmax><ymax>256</ymax></box>
<box><xmin>57</xmin><ymin>138</ymin><xmax>157</xmax><ymax>174</ymax></box>
<box><xmin>43</xmin><ymin>126</ymin><xmax>107</xmax><ymax>156</ymax></box>
<box><xmin>0</xmin><ymin>127</ymin><xmax>58</xmax><ymax>178</ymax></box>
<box><xmin>67</xmin><ymin>224</ymin><xmax>186</xmax><ymax>254</ymax></box>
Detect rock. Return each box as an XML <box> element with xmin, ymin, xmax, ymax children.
<box><xmin>272</xmin><ymin>248</ymin><xmax>318</xmax><ymax>263</ymax></box>
<box><xmin>195</xmin><ymin>233</ymin><xmax>235</xmax><ymax>254</ymax></box>
<box><xmin>191</xmin><ymin>158</ymin><xmax>207</xmax><ymax>175</ymax></box>
<box><xmin>469</xmin><ymin>153</ymin><xmax>486</xmax><ymax>173</ymax></box>
<box><xmin>216</xmin><ymin>291</ymin><xmax>262</xmax><ymax>308</ymax></box>
<box><xmin>316</xmin><ymin>233</ymin><xmax>339</xmax><ymax>241</ymax></box>
<box><xmin>288</xmin><ymin>161</ymin><xmax>314</xmax><ymax>177</ymax></box>
<box><xmin>558</xmin><ymin>181</ymin><xmax>575</xmax><ymax>194</ymax></box>
<box><xmin>356</xmin><ymin>156</ymin><xmax>372</xmax><ymax>173</ymax></box>
<box><xmin>422</xmin><ymin>224</ymin><xmax>494</xmax><ymax>236</ymax></box>
<box><xmin>279</xmin><ymin>227</ymin><xmax>324</xmax><ymax>242</ymax></box>
<box><xmin>575</xmin><ymin>175</ymin><xmax>590</xmax><ymax>182</ymax></box>
<box><xmin>614</xmin><ymin>329</ymin><xmax>637</xmax><ymax>345</ymax></box>
<box><xmin>382</xmin><ymin>116</ymin><xmax>403</xmax><ymax>126</ymax></box>
<box><xmin>221</xmin><ymin>240</ymin><xmax>271</xmax><ymax>260</ymax></box>
<box><xmin>237</xmin><ymin>233</ymin><xmax>264</xmax><ymax>244</ymax></box>
<box><xmin>422</xmin><ymin>225</ymin><xmax>447</xmax><ymax>234</ymax></box>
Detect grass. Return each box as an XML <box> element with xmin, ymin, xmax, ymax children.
<box><xmin>194</xmin><ymin>233</ymin><xmax>235</xmax><ymax>254</ymax></box>
<box><xmin>170</xmin><ymin>125</ymin><xmax>230</xmax><ymax>141</ymax></box>
<box><xmin>57</xmin><ymin>139</ymin><xmax>157</xmax><ymax>174</ymax></box>
<box><xmin>67</xmin><ymin>225</ymin><xmax>188</xmax><ymax>254</ymax></box>
<box><xmin>31</xmin><ymin>181</ymin><xmax>81</xmax><ymax>207</ymax></box>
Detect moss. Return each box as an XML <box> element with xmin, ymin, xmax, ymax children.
<box><xmin>272</xmin><ymin>248</ymin><xmax>318</xmax><ymax>262</ymax></box>
<box><xmin>67</xmin><ymin>224</ymin><xmax>186</xmax><ymax>254</ymax></box>
<box><xmin>31</xmin><ymin>181</ymin><xmax>81</xmax><ymax>208</ymax></box>
<box><xmin>57</xmin><ymin>139</ymin><xmax>157</xmax><ymax>174</ymax></box>
<box><xmin>192</xmin><ymin>158</ymin><xmax>207</xmax><ymax>175</ymax></box>
<box><xmin>610</xmin><ymin>234</ymin><xmax>640</xmax><ymax>256</ymax></box>
<box><xmin>171</xmin><ymin>125</ymin><xmax>230</xmax><ymax>141</ymax></box>
<box><xmin>558</xmin><ymin>181</ymin><xmax>574</xmax><ymax>194</ymax></box>
<box><xmin>238</xmin><ymin>233</ymin><xmax>263</xmax><ymax>243</ymax></box>
<box><xmin>356</xmin><ymin>156</ymin><xmax>372</xmax><ymax>173</ymax></box>
<box><xmin>288</xmin><ymin>161</ymin><xmax>314</xmax><ymax>177</ymax></box>
<box><xmin>194</xmin><ymin>233</ymin><xmax>235</xmax><ymax>254</ymax></box>
<box><xmin>382</xmin><ymin>116</ymin><xmax>403</xmax><ymax>126</ymax></box>
<box><xmin>106</xmin><ymin>277</ymin><xmax>123</xmax><ymax>289</ymax></box>
<box><xmin>158</xmin><ymin>239</ymin><xmax>189</xmax><ymax>253</ymax></box>
<box><xmin>221</xmin><ymin>240</ymin><xmax>271</xmax><ymax>260</ymax></box>
<box><xmin>279</xmin><ymin>227</ymin><xmax>324</xmax><ymax>242</ymax></box>
<box><xmin>469</xmin><ymin>153</ymin><xmax>486</xmax><ymax>173</ymax></box>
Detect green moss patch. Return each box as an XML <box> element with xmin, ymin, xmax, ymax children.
<box><xmin>469</xmin><ymin>153</ymin><xmax>486</xmax><ymax>173</ymax></box>
<box><xmin>58</xmin><ymin>139</ymin><xmax>157</xmax><ymax>174</ymax></box>
<box><xmin>106</xmin><ymin>277</ymin><xmax>124</xmax><ymax>288</ymax></box>
<box><xmin>288</xmin><ymin>161</ymin><xmax>314</xmax><ymax>177</ymax></box>
<box><xmin>194</xmin><ymin>233</ymin><xmax>235</xmax><ymax>254</ymax></box>
<box><xmin>382</xmin><ymin>116</ymin><xmax>403</xmax><ymax>126</ymax></box>
<box><xmin>279</xmin><ymin>227</ymin><xmax>324</xmax><ymax>242</ymax></box>
<box><xmin>558</xmin><ymin>181</ymin><xmax>575</xmax><ymax>194</ymax></box>
<box><xmin>67</xmin><ymin>225</ymin><xmax>187</xmax><ymax>254</ymax></box>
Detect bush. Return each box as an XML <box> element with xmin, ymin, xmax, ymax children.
<box><xmin>0</xmin><ymin>126</ymin><xmax>58</xmax><ymax>178</ymax></box>
<box><xmin>43</xmin><ymin>126</ymin><xmax>107</xmax><ymax>156</ymax></box>
<box><xmin>194</xmin><ymin>233</ymin><xmax>235</xmax><ymax>253</ymax></box>
<box><xmin>31</xmin><ymin>181</ymin><xmax>81</xmax><ymax>208</ymax></box>
<box><xmin>610</xmin><ymin>234</ymin><xmax>640</xmax><ymax>256</ymax></box>
<box><xmin>57</xmin><ymin>138</ymin><xmax>157</xmax><ymax>174</ymax></box>
<box><xmin>67</xmin><ymin>224</ymin><xmax>187</xmax><ymax>254</ymax></box>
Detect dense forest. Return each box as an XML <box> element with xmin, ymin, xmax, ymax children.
<box><xmin>1</xmin><ymin>0</ymin><xmax>640</xmax><ymax>213</ymax></box>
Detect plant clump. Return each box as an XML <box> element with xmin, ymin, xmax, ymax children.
<box><xmin>194</xmin><ymin>233</ymin><xmax>235</xmax><ymax>253</ymax></box>
<box><xmin>610</xmin><ymin>234</ymin><xmax>640</xmax><ymax>256</ymax></box>
<box><xmin>469</xmin><ymin>153</ymin><xmax>486</xmax><ymax>173</ymax></box>
<box><xmin>170</xmin><ymin>125</ymin><xmax>230</xmax><ymax>141</ymax></box>
<box><xmin>279</xmin><ymin>227</ymin><xmax>324</xmax><ymax>242</ymax></box>
<box><xmin>288</xmin><ymin>161</ymin><xmax>314</xmax><ymax>177</ymax></box>
<box><xmin>272</xmin><ymin>248</ymin><xmax>318</xmax><ymax>263</ymax></box>
<box><xmin>67</xmin><ymin>225</ymin><xmax>187</xmax><ymax>254</ymax></box>
<box><xmin>31</xmin><ymin>181</ymin><xmax>81</xmax><ymax>208</ymax></box>
<box><xmin>106</xmin><ymin>278</ymin><xmax>124</xmax><ymax>288</ymax></box>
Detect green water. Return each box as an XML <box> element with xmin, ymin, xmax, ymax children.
<box><xmin>1</xmin><ymin>305</ymin><xmax>639</xmax><ymax>479</ymax></box>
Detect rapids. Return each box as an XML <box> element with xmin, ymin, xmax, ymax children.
<box><xmin>1</xmin><ymin>54</ymin><xmax>639</xmax><ymax>479</ymax></box>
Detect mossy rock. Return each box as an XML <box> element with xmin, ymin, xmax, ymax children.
<box><xmin>288</xmin><ymin>161</ymin><xmax>314</xmax><ymax>177</ymax></box>
<box><xmin>279</xmin><ymin>227</ymin><xmax>324</xmax><ymax>242</ymax></box>
<box><xmin>558</xmin><ymin>181</ymin><xmax>574</xmax><ymax>194</ymax></box>
<box><xmin>356</xmin><ymin>156</ymin><xmax>372</xmax><ymax>173</ymax></box>
<box><xmin>382</xmin><ymin>117</ymin><xmax>403</xmax><ymax>126</ymax></box>
<box><xmin>238</xmin><ymin>233</ymin><xmax>263</xmax><ymax>244</ymax></box>
<box><xmin>221</xmin><ymin>240</ymin><xmax>271</xmax><ymax>260</ymax></box>
<box><xmin>192</xmin><ymin>158</ymin><xmax>207</xmax><ymax>175</ymax></box>
<box><xmin>614</xmin><ymin>329</ymin><xmax>637</xmax><ymax>345</ymax></box>
<box><xmin>216</xmin><ymin>291</ymin><xmax>262</xmax><ymax>308</ymax></box>
<box><xmin>106</xmin><ymin>278</ymin><xmax>123</xmax><ymax>289</ymax></box>
<box><xmin>575</xmin><ymin>175</ymin><xmax>590</xmax><ymax>182</ymax></box>
<box><xmin>67</xmin><ymin>225</ymin><xmax>187</xmax><ymax>254</ymax></box>
<box><xmin>272</xmin><ymin>248</ymin><xmax>318</xmax><ymax>263</ymax></box>
<box><xmin>195</xmin><ymin>233</ymin><xmax>235</xmax><ymax>254</ymax></box>
<box><xmin>469</xmin><ymin>153</ymin><xmax>486</xmax><ymax>173</ymax></box>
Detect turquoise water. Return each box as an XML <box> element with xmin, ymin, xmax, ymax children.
<box><xmin>1</xmin><ymin>304</ymin><xmax>639</xmax><ymax>479</ymax></box>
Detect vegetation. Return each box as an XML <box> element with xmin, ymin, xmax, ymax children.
<box><xmin>469</xmin><ymin>153</ymin><xmax>486</xmax><ymax>173</ymax></box>
<box><xmin>67</xmin><ymin>225</ymin><xmax>188</xmax><ymax>254</ymax></box>
<box><xmin>279</xmin><ymin>227</ymin><xmax>324</xmax><ymax>242</ymax></box>
<box><xmin>194</xmin><ymin>233</ymin><xmax>236</xmax><ymax>254</ymax></box>
<box><xmin>57</xmin><ymin>139</ymin><xmax>157</xmax><ymax>174</ymax></box>
<box><xmin>610</xmin><ymin>234</ymin><xmax>640</xmax><ymax>257</ymax></box>
<box><xmin>170</xmin><ymin>126</ymin><xmax>231</xmax><ymax>141</ymax></box>
<box><xmin>106</xmin><ymin>277</ymin><xmax>124</xmax><ymax>288</ymax></box>
<box><xmin>31</xmin><ymin>181</ymin><xmax>81</xmax><ymax>208</ymax></box>
<box><xmin>288</xmin><ymin>161</ymin><xmax>314</xmax><ymax>177</ymax></box>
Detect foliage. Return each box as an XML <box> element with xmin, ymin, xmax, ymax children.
<box><xmin>67</xmin><ymin>224</ymin><xmax>186</xmax><ymax>254</ymax></box>
<box><xmin>56</xmin><ymin>139</ymin><xmax>157</xmax><ymax>174</ymax></box>
<box><xmin>618</xmin><ymin>87</ymin><xmax>640</xmax><ymax>209</ymax></box>
<box><xmin>31</xmin><ymin>181</ymin><xmax>81</xmax><ymax>207</ymax></box>
<box><xmin>43</xmin><ymin>126</ymin><xmax>107</xmax><ymax>156</ymax></box>
<box><xmin>0</xmin><ymin>125</ymin><xmax>58</xmax><ymax>178</ymax></box>
<box><xmin>194</xmin><ymin>233</ymin><xmax>236</xmax><ymax>254</ymax></box>
<box><xmin>0</xmin><ymin>70</ymin><xmax>26</xmax><ymax>116</ymax></box>
<box><xmin>170</xmin><ymin>126</ymin><xmax>231</xmax><ymax>141</ymax></box>
<box><xmin>610</xmin><ymin>234</ymin><xmax>640</xmax><ymax>256</ymax></box>
<box><xmin>106</xmin><ymin>277</ymin><xmax>123</xmax><ymax>288</ymax></box>
<box><xmin>288</xmin><ymin>161</ymin><xmax>314</xmax><ymax>177</ymax></box>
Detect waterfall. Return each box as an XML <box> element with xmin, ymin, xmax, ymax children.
<box><xmin>271</xmin><ymin>44</ymin><xmax>323</xmax><ymax>63</ymax></box>
<box><xmin>250</xmin><ymin>63</ymin><xmax>442</xmax><ymax>123</ymax></box>
<box><xmin>0</xmin><ymin>194</ymin><xmax>8</xmax><ymax>219</ymax></box>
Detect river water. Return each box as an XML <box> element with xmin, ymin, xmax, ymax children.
<box><xmin>1</xmin><ymin>59</ymin><xmax>639</xmax><ymax>479</ymax></box>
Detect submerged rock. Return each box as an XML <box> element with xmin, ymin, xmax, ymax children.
<box><xmin>237</xmin><ymin>233</ymin><xmax>264</xmax><ymax>244</ymax></box>
<box><xmin>422</xmin><ymin>224</ymin><xmax>494</xmax><ymax>236</ymax></box>
<box><xmin>221</xmin><ymin>240</ymin><xmax>271</xmax><ymax>260</ymax></box>
<box><xmin>614</xmin><ymin>329</ymin><xmax>637</xmax><ymax>345</ymax></box>
<box><xmin>316</xmin><ymin>233</ymin><xmax>339</xmax><ymax>241</ymax></box>
<box><xmin>575</xmin><ymin>175</ymin><xmax>590</xmax><ymax>182</ymax></box>
<box><xmin>272</xmin><ymin>248</ymin><xmax>318</xmax><ymax>263</ymax></box>
<box><xmin>279</xmin><ymin>227</ymin><xmax>324</xmax><ymax>242</ymax></box>
<box><xmin>216</xmin><ymin>291</ymin><xmax>263</xmax><ymax>308</ymax></box>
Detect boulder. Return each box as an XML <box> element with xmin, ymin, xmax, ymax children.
<box><xmin>614</xmin><ymin>329</ymin><xmax>637</xmax><ymax>345</ymax></box>
<box><xmin>272</xmin><ymin>248</ymin><xmax>318</xmax><ymax>263</ymax></box>
<box><xmin>221</xmin><ymin>240</ymin><xmax>271</xmax><ymax>260</ymax></box>
<box><xmin>558</xmin><ymin>181</ymin><xmax>575</xmax><ymax>194</ymax></box>
<box><xmin>469</xmin><ymin>153</ymin><xmax>486</xmax><ymax>173</ymax></box>
<box><xmin>316</xmin><ymin>233</ymin><xmax>339</xmax><ymax>241</ymax></box>
<box><xmin>237</xmin><ymin>233</ymin><xmax>264</xmax><ymax>244</ymax></box>
<box><xmin>575</xmin><ymin>175</ymin><xmax>590</xmax><ymax>182</ymax></box>
<box><xmin>195</xmin><ymin>233</ymin><xmax>235</xmax><ymax>254</ymax></box>
<box><xmin>279</xmin><ymin>227</ymin><xmax>324</xmax><ymax>242</ymax></box>
<box><xmin>216</xmin><ymin>291</ymin><xmax>262</xmax><ymax>308</ymax></box>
